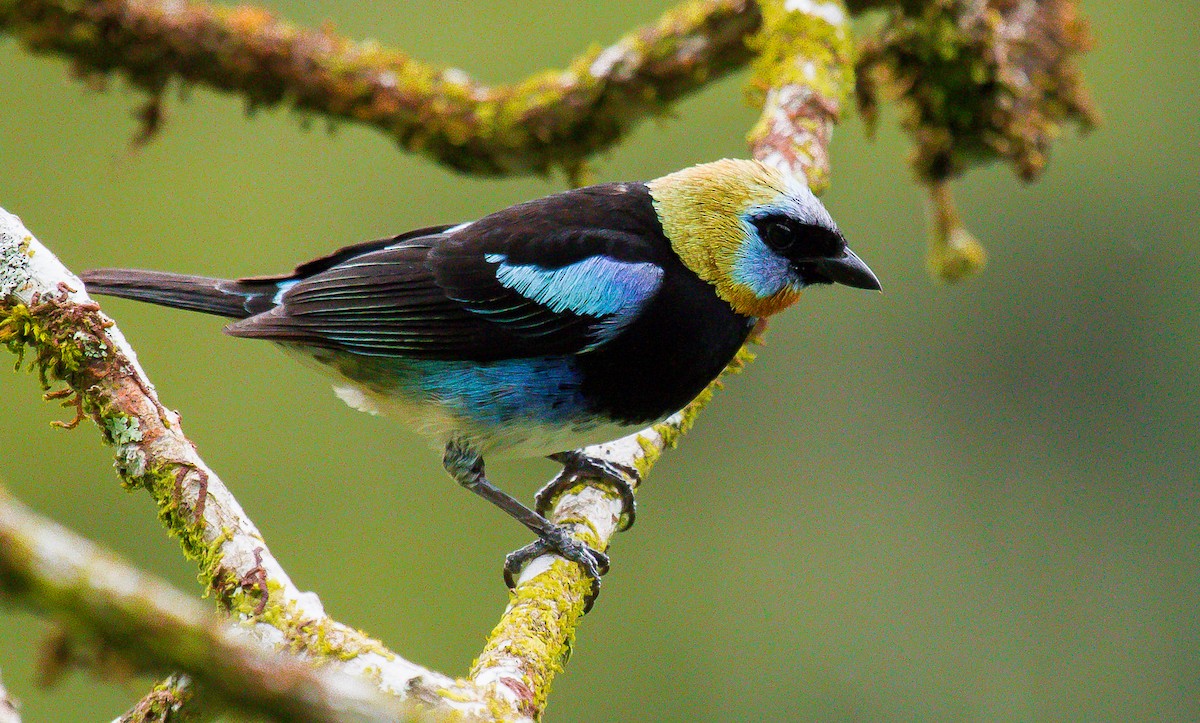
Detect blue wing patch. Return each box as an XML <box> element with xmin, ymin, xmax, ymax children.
<box><xmin>485</xmin><ymin>254</ymin><xmax>664</xmax><ymax>348</ymax></box>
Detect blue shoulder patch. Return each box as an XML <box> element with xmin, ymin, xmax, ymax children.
<box><xmin>486</xmin><ymin>254</ymin><xmax>663</xmax><ymax>347</ymax></box>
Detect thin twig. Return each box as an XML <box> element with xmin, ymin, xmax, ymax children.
<box><xmin>113</xmin><ymin>674</ymin><xmax>189</xmax><ymax>723</ymax></box>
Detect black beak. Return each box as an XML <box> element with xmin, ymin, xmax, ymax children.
<box><xmin>814</xmin><ymin>248</ymin><xmax>881</xmax><ymax>291</ymax></box>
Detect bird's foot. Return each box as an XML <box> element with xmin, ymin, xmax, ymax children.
<box><xmin>504</xmin><ymin>526</ymin><xmax>610</xmax><ymax>613</ymax></box>
<box><xmin>538</xmin><ymin>451</ymin><xmax>640</xmax><ymax>532</ymax></box>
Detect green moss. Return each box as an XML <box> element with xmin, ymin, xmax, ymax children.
<box><xmin>0</xmin><ymin>293</ymin><xmax>238</xmax><ymax>596</ymax></box>
<box><xmin>236</xmin><ymin>585</ymin><xmax>391</xmax><ymax>661</ymax></box>
<box><xmin>1</xmin><ymin>300</ymin><xmax>86</xmax><ymax>386</ymax></box>
<box><xmin>6</xmin><ymin>0</ymin><xmax>763</xmax><ymax>178</ymax></box>
<box><xmin>746</xmin><ymin>1</ymin><xmax>853</xmax><ymax>104</ymax></box>
<box><xmin>2</xmin><ymin>281</ymin><xmax>398</xmax><ymax>672</ymax></box>
<box><xmin>465</xmin><ymin>339</ymin><xmax>762</xmax><ymax>718</ymax></box>
<box><xmin>743</xmin><ymin>0</ymin><xmax>853</xmax><ymax>190</ymax></box>
<box><xmin>120</xmin><ymin>676</ymin><xmax>192</xmax><ymax>723</ymax></box>
<box><xmin>472</xmin><ymin>554</ymin><xmax>588</xmax><ymax>719</ymax></box>
<box><xmin>125</xmin><ymin>463</ymin><xmax>232</xmax><ymax>599</ymax></box>
<box><xmin>857</xmin><ymin>1</ymin><xmax>1097</xmax><ymax>181</ymax></box>
<box><xmin>927</xmin><ymin>223</ymin><xmax>986</xmax><ymax>282</ymax></box>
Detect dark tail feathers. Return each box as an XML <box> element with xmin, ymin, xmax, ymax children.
<box><xmin>78</xmin><ymin>269</ymin><xmax>281</xmax><ymax>319</ymax></box>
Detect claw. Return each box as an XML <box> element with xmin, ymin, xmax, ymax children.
<box><xmin>503</xmin><ymin>526</ymin><xmax>610</xmax><ymax>613</ymax></box>
<box><xmin>440</xmin><ymin>441</ymin><xmax>614</xmax><ymax>614</ymax></box>
<box><xmin>540</xmin><ymin>452</ymin><xmax>640</xmax><ymax>532</ymax></box>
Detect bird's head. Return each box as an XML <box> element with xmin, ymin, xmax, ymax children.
<box><xmin>647</xmin><ymin>158</ymin><xmax>880</xmax><ymax>318</ymax></box>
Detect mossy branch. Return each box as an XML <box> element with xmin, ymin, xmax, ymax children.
<box><xmin>0</xmin><ymin>485</ymin><xmax>440</xmax><ymax>723</ymax></box>
<box><xmin>0</xmin><ymin>0</ymin><xmax>1098</xmax><ymax>717</ymax></box>
<box><xmin>468</xmin><ymin>346</ymin><xmax>759</xmax><ymax>719</ymax></box>
<box><xmin>0</xmin><ymin>209</ymin><xmax>496</xmax><ymax>718</ymax></box>
<box><xmin>2</xmin><ymin>0</ymin><xmax>1097</xmax><ymax>285</ymax></box>
<box><xmin>465</xmin><ymin>3</ymin><xmax>854</xmax><ymax>717</ymax></box>
<box><xmin>856</xmin><ymin>0</ymin><xmax>1097</xmax><ymax>282</ymax></box>
<box><xmin>0</xmin><ymin>0</ymin><xmax>763</xmax><ymax>177</ymax></box>
<box><xmin>746</xmin><ymin>0</ymin><xmax>854</xmax><ymax>192</ymax></box>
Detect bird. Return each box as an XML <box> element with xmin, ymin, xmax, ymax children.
<box><xmin>79</xmin><ymin>158</ymin><xmax>880</xmax><ymax>609</ymax></box>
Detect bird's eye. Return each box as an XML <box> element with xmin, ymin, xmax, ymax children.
<box><xmin>763</xmin><ymin>222</ymin><xmax>794</xmax><ymax>253</ymax></box>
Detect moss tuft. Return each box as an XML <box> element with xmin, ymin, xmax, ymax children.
<box><xmin>857</xmin><ymin>0</ymin><xmax>1098</xmax><ymax>182</ymax></box>
<box><xmin>746</xmin><ymin>1</ymin><xmax>853</xmax><ymax>106</ymax></box>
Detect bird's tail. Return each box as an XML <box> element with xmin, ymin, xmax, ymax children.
<box><xmin>78</xmin><ymin>269</ymin><xmax>281</xmax><ymax>319</ymax></box>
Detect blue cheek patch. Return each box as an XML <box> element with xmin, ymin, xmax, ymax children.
<box><xmin>730</xmin><ymin>220</ymin><xmax>797</xmax><ymax>299</ymax></box>
<box><xmin>487</xmin><ymin>254</ymin><xmax>663</xmax><ymax>344</ymax></box>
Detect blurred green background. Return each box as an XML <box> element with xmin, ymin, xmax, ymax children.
<box><xmin>2</xmin><ymin>2</ymin><xmax>1198</xmax><ymax>721</ymax></box>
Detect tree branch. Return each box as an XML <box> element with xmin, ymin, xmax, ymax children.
<box><xmin>746</xmin><ymin>0</ymin><xmax>854</xmax><ymax>192</ymax></box>
<box><xmin>465</xmin><ymin>2</ymin><xmax>852</xmax><ymax>717</ymax></box>
<box><xmin>467</xmin><ymin>351</ymin><xmax>757</xmax><ymax>719</ymax></box>
<box><xmin>0</xmin><ymin>208</ymin><xmax>493</xmax><ymax>717</ymax></box>
<box><xmin>855</xmin><ymin>0</ymin><xmax>1097</xmax><ymax>281</ymax></box>
<box><xmin>0</xmin><ymin>0</ymin><xmax>1098</xmax><ymax>717</ymax></box>
<box><xmin>0</xmin><ymin>0</ymin><xmax>763</xmax><ymax>177</ymax></box>
<box><xmin>114</xmin><ymin>674</ymin><xmax>189</xmax><ymax>723</ymax></box>
<box><xmin>0</xmin><ymin>484</ymin><xmax>443</xmax><ymax>723</ymax></box>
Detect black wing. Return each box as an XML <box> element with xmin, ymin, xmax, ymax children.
<box><xmin>225</xmin><ymin>183</ymin><xmax>671</xmax><ymax>361</ymax></box>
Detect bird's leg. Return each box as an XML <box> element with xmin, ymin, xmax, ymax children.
<box><xmin>537</xmin><ymin>451</ymin><xmax>641</xmax><ymax>532</ymax></box>
<box><xmin>442</xmin><ymin>441</ymin><xmax>609</xmax><ymax>610</ymax></box>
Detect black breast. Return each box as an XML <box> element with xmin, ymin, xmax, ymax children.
<box><xmin>576</xmin><ymin>221</ymin><xmax>756</xmax><ymax>426</ymax></box>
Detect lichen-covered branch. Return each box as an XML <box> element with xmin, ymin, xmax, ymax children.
<box><xmin>746</xmin><ymin>0</ymin><xmax>854</xmax><ymax>192</ymax></box>
<box><xmin>0</xmin><ymin>485</ymin><xmax>440</xmax><ymax>723</ymax></box>
<box><xmin>856</xmin><ymin>0</ymin><xmax>1097</xmax><ymax>281</ymax></box>
<box><xmin>0</xmin><ymin>0</ymin><xmax>763</xmax><ymax>177</ymax></box>
<box><xmin>2</xmin><ymin>0</ymin><xmax>1096</xmax><ymax>286</ymax></box>
<box><xmin>0</xmin><ymin>670</ymin><xmax>18</xmax><ymax>723</ymax></box>
<box><xmin>467</xmin><ymin>347</ymin><xmax>757</xmax><ymax>719</ymax></box>
<box><xmin>0</xmin><ymin>208</ymin><xmax>492</xmax><ymax>717</ymax></box>
<box><xmin>465</xmin><ymin>4</ymin><xmax>855</xmax><ymax>717</ymax></box>
<box><xmin>857</xmin><ymin>0</ymin><xmax>1097</xmax><ymax>182</ymax></box>
<box><xmin>114</xmin><ymin>674</ymin><xmax>189</xmax><ymax>723</ymax></box>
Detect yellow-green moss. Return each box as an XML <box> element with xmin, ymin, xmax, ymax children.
<box><xmin>471</xmin><ymin>555</ymin><xmax>588</xmax><ymax>719</ymax></box>
<box><xmin>743</xmin><ymin>1</ymin><xmax>853</xmax><ymax>191</ymax></box>
<box><xmin>130</xmin><ymin>463</ymin><xmax>232</xmax><ymax>596</ymax></box>
<box><xmin>857</xmin><ymin>0</ymin><xmax>1097</xmax><ymax>181</ymax></box>
<box><xmin>1</xmin><ymin>300</ymin><xmax>87</xmax><ymax>385</ymax></box>
<box><xmin>462</xmin><ymin>336</ymin><xmax>764</xmax><ymax>719</ymax></box>
<box><xmin>5</xmin><ymin>0</ymin><xmax>762</xmax><ymax>178</ymax></box>
<box><xmin>927</xmin><ymin>224</ymin><xmax>986</xmax><ymax>283</ymax></box>
<box><xmin>121</xmin><ymin>677</ymin><xmax>190</xmax><ymax>723</ymax></box>
<box><xmin>746</xmin><ymin>1</ymin><xmax>853</xmax><ymax>105</ymax></box>
<box><xmin>0</xmin><ymin>294</ymin><xmax>236</xmax><ymax>602</ymax></box>
<box><xmin>244</xmin><ymin>585</ymin><xmax>391</xmax><ymax>661</ymax></box>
